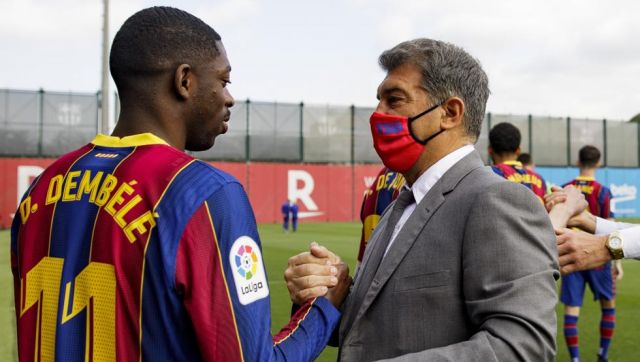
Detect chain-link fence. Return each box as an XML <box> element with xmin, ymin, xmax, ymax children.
<box><xmin>1</xmin><ymin>88</ymin><xmax>637</xmax><ymax>167</ymax></box>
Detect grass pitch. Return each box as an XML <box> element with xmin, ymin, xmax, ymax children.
<box><xmin>2</xmin><ymin>222</ymin><xmax>640</xmax><ymax>361</ymax></box>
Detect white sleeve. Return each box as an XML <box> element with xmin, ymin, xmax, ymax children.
<box><xmin>594</xmin><ymin>217</ymin><xmax>635</xmax><ymax>235</ymax></box>
<box><xmin>618</xmin><ymin>227</ymin><xmax>640</xmax><ymax>259</ymax></box>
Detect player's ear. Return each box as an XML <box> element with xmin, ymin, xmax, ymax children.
<box><xmin>515</xmin><ymin>146</ymin><xmax>521</xmax><ymax>156</ymax></box>
<box><xmin>174</xmin><ymin>64</ymin><xmax>193</xmax><ymax>100</ymax></box>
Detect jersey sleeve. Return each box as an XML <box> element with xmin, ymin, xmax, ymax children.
<box><xmin>175</xmin><ymin>181</ymin><xmax>340</xmax><ymax>361</ymax></box>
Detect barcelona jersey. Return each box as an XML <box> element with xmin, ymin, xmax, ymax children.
<box><xmin>560</xmin><ymin>176</ymin><xmax>614</xmax><ymax>303</ymax></box>
<box><xmin>11</xmin><ymin>133</ymin><xmax>339</xmax><ymax>361</ymax></box>
<box><xmin>491</xmin><ymin>161</ymin><xmax>547</xmax><ymax>202</ymax></box>
<box><xmin>563</xmin><ymin>176</ymin><xmax>613</xmax><ymax>219</ymax></box>
<box><xmin>357</xmin><ymin>168</ymin><xmax>404</xmax><ymax>263</ymax></box>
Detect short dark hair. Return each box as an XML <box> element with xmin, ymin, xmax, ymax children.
<box><xmin>489</xmin><ymin>122</ymin><xmax>521</xmax><ymax>154</ymax></box>
<box><xmin>579</xmin><ymin>145</ymin><xmax>601</xmax><ymax>167</ymax></box>
<box><xmin>110</xmin><ymin>6</ymin><xmax>221</xmax><ymax>92</ymax></box>
<box><xmin>517</xmin><ymin>153</ymin><xmax>532</xmax><ymax>165</ymax></box>
<box><xmin>378</xmin><ymin>38</ymin><xmax>490</xmax><ymax>142</ymax></box>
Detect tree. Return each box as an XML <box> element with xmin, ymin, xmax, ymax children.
<box><xmin>630</xmin><ymin>113</ymin><xmax>640</xmax><ymax>123</ymax></box>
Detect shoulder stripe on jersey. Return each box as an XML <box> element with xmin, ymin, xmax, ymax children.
<box><xmin>205</xmin><ymin>200</ymin><xmax>245</xmax><ymax>361</ymax></box>
<box><xmin>88</xmin><ymin>146</ymin><xmax>138</xmax><ymax>262</ymax></box>
<box><xmin>47</xmin><ymin>145</ymin><xmax>96</xmax><ymax>255</ymax></box>
<box><xmin>138</xmin><ymin>159</ymin><xmax>197</xmax><ymax>362</ymax></box>
<box><xmin>273</xmin><ymin>298</ymin><xmax>316</xmax><ymax>346</ymax></box>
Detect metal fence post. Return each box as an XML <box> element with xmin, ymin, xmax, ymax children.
<box><xmin>299</xmin><ymin>101</ymin><xmax>304</xmax><ymax>162</ymax></box>
<box><xmin>113</xmin><ymin>91</ymin><xmax>119</xmax><ymax>127</ymax></box>
<box><xmin>245</xmin><ymin>99</ymin><xmax>251</xmax><ymax>162</ymax></box>
<box><xmin>350</xmin><ymin>104</ymin><xmax>356</xmax><ymax>221</ymax></box>
<box><xmin>527</xmin><ymin>114</ymin><xmax>532</xmax><ymax>154</ymax></box>
<box><xmin>603</xmin><ymin>118</ymin><xmax>608</xmax><ymax>167</ymax></box>
<box><xmin>350</xmin><ymin>105</ymin><xmax>355</xmax><ymax>165</ymax></box>
<box><xmin>38</xmin><ymin>88</ymin><xmax>44</xmax><ymax>157</ymax></box>
<box><xmin>566</xmin><ymin>117</ymin><xmax>571</xmax><ymax>166</ymax></box>
<box><xmin>96</xmin><ymin>91</ymin><xmax>101</xmax><ymax>135</ymax></box>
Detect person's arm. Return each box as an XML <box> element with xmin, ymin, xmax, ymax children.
<box><xmin>556</xmin><ymin>224</ymin><xmax>640</xmax><ymax>274</ymax></box>
<box><xmin>176</xmin><ymin>182</ymin><xmax>348</xmax><ymax>361</ymax></box>
<box><xmin>545</xmin><ymin>185</ymin><xmax>588</xmax><ymax>229</ymax></box>
<box><xmin>382</xmin><ymin>181</ymin><xmax>559</xmax><ymax>361</ymax></box>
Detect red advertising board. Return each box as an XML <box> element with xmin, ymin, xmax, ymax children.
<box><xmin>0</xmin><ymin>158</ymin><xmax>384</xmax><ymax>228</ymax></box>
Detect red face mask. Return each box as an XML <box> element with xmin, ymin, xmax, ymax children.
<box><xmin>369</xmin><ymin>103</ymin><xmax>444</xmax><ymax>173</ymax></box>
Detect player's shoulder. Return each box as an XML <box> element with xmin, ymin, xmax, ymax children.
<box><xmin>178</xmin><ymin>160</ymin><xmax>242</xmax><ymax>195</ymax></box>
<box><xmin>192</xmin><ymin>160</ymin><xmax>240</xmax><ymax>183</ymax></box>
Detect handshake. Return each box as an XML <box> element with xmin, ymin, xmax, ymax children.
<box><xmin>284</xmin><ymin>242</ymin><xmax>353</xmax><ymax>307</ymax></box>
<box><xmin>546</xmin><ymin>185</ymin><xmax>623</xmax><ymax>277</ymax></box>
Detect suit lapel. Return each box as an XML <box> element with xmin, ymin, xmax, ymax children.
<box><xmin>343</xmin><ymin>151</ymin><xmax>485</xmax><ymax>337</ymax></box>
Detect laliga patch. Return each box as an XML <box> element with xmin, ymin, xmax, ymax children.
<box><xmin>229</xmin><ymin>236</ymin><xmax>269</xmax><ymax>305</ymax></box>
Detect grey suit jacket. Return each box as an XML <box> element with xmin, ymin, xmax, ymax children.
<box><xmin>338</xmin><ymin>151</ymin><xmax>559</xmax><ymax>362</ymax></box>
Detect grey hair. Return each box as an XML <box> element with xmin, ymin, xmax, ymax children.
<box><xmin>378</xmin><ymin>38</ymin><xmax>490</xmax><ymax>142</ymax></box>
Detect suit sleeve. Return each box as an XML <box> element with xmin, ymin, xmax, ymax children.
<box><xmin>175</xmin><ymin>181</ymin><xmax>340</xmax><ymax>361</ymax></box>
<box><xmin>379</xmin><ymin>182</ymin><xmax>559</xmax><ymax>362</ymax></box>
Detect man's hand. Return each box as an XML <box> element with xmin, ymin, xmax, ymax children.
<box><xmin>546</xmin><ymin>185</ymin><xmax>588</xmax><ymax>229</ymax></box>
<box><xmin>284</xmin><ymin>242</ymin><xmax>348</xmax><ymax>306</ymax></box>
<box><xmin>325</xmin><ymin>261</ymin><xmax>352</xmax><ymax>308</ymax></box>
<box><xmin>556</xmin><ymin>228</ymin><xmax>611</xmax><ymax>275</ymax></box>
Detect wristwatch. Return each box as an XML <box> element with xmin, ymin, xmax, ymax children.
<box><xmin>605</xmin><ymin>231</ymin><xmax>625</xmax><ymax>260</ymax></box>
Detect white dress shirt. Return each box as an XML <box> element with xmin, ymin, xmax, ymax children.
<box><xmin>595</xmin><ymin>217</ymin><xmax>640</xmax><ymax>259</ymax></box>
<box><xmin>384</xmin><ymin>145</ymin><xmax>475</xmax><ymax>257</ymax></box>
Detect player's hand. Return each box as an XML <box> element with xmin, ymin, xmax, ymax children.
<box><xmin>566</xmin><ymin>209</ymin><xmax>597</xmax><ymax>233</ymax></box>
<box><xmin>545</xmin><ymin>185</ymin><xmax>587</xmax><ymax>216</ymax></box>
<box><xmin>325</xmin><ymin>262</ymin><xmax>352</xmax><ymax>308</ymax></box>
<box><xmin>284</xmin><ymin>242</ymin><xmax>342</xmax><ymax>305</ymax></box>
<box><xmin>556</xmin><ymin>227</ymin><xmax>611</xmax><ymax>275</ymax></box>
<box><xmin>544</xmin><ymin>186</ymin><xmax>566</xmax><ymax>211</ymax></box>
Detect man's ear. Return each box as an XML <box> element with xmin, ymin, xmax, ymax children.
<box><xmin>174</xmin><ymin>64</ymin><xmax>193</xmax><ymax>100</ymax></box>
<box><xmin>515</xmin><ymin>146</ymin><xmax>521</xmax><ymax>156</ymax></box>
<box><xmin>440</xmin><ymin>97</ymin><xmax>464</xmax><ymax>130</ymax></box>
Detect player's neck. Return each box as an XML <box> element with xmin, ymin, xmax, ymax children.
<box><xmin>111</xmin><ymin>105</ymin><xmax>186</xmax><ymax>150</ymax></box>
<box><xmin>579</xmin><ymin>168</ymin><xmax>597</xmax><ymax>178</ymax></box>
<box><xmin>492</xmin><ymin>153</ymin><xmax>518</xmax><ymax>165</ymax></box>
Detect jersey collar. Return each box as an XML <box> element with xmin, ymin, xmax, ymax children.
<box><xmin>576</xmin><ymin>176</ymin><xmax>596</xmax><ymax>181</ymax></box>
<box><xmin>503</xmin><ymin>160</ymin><xmax>523</xmax><ymax>167</ymax></box>
<box><xmin>91</xmin><ymin>133</ymin><xmax>169</xmax><ymax>147</ymax></box>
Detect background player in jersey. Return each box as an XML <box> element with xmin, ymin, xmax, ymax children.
<box><xmin>560</xmin><ymin>145</ymin><xmax>622</xmax><ymax>362</ymax></box>
<box><xmin>489</xmin><ymin>122</ymin><xmax>547</xmax><ymax>201</ymax></box>
<box><xmin>518</xmin><ymin>152</ymin><xmax>535</xmax><ymax>171</ymax></box>
<box><xmin>11</xmin><ymin>7</ymin><xmax>350</xmax><ymax>361</ymax></box>
<box><xmin>357</xmin><ymin>167</ymin><xmax>404</xmax><ymax>264</ymax></box>
<box><xmin>281</xmin><ymin>199</ymin><xmax>290</xmax><ymax>232</ymax></box>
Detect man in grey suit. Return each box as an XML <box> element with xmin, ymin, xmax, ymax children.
<box><xmin>285</xmin><ymin>38</ymin><xmax>559</xmax><ymax>361</ymax></box>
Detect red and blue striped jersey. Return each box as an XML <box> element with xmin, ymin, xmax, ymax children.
<box><xmin>11</xmin><ymin>133</ymin><xmax>339</xmax><ymax>362</ymax></box>
<box><xmin>563</xmin><ymin>176</ymin><xmax>613</xmax><ymax>219</ymax></box>
<box><xmin>357</xmin><ymin>167</ymin><xmax>404</xmax><ymax>263</ymax></box>
<box><xmin>491</xmin><ymin>161</ymin><xmax>547</xmax><ymax>202</ymax></box>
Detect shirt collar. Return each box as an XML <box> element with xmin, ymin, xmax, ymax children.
<box><xmin>408</xmin><ymin>144</ymin><xmax>475</xmax><ymax>204</ymax></box>
<box><xmin>91</xmin><ymin>133</ymin><xmax>169</xmax><ymax>147</ymax></box>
